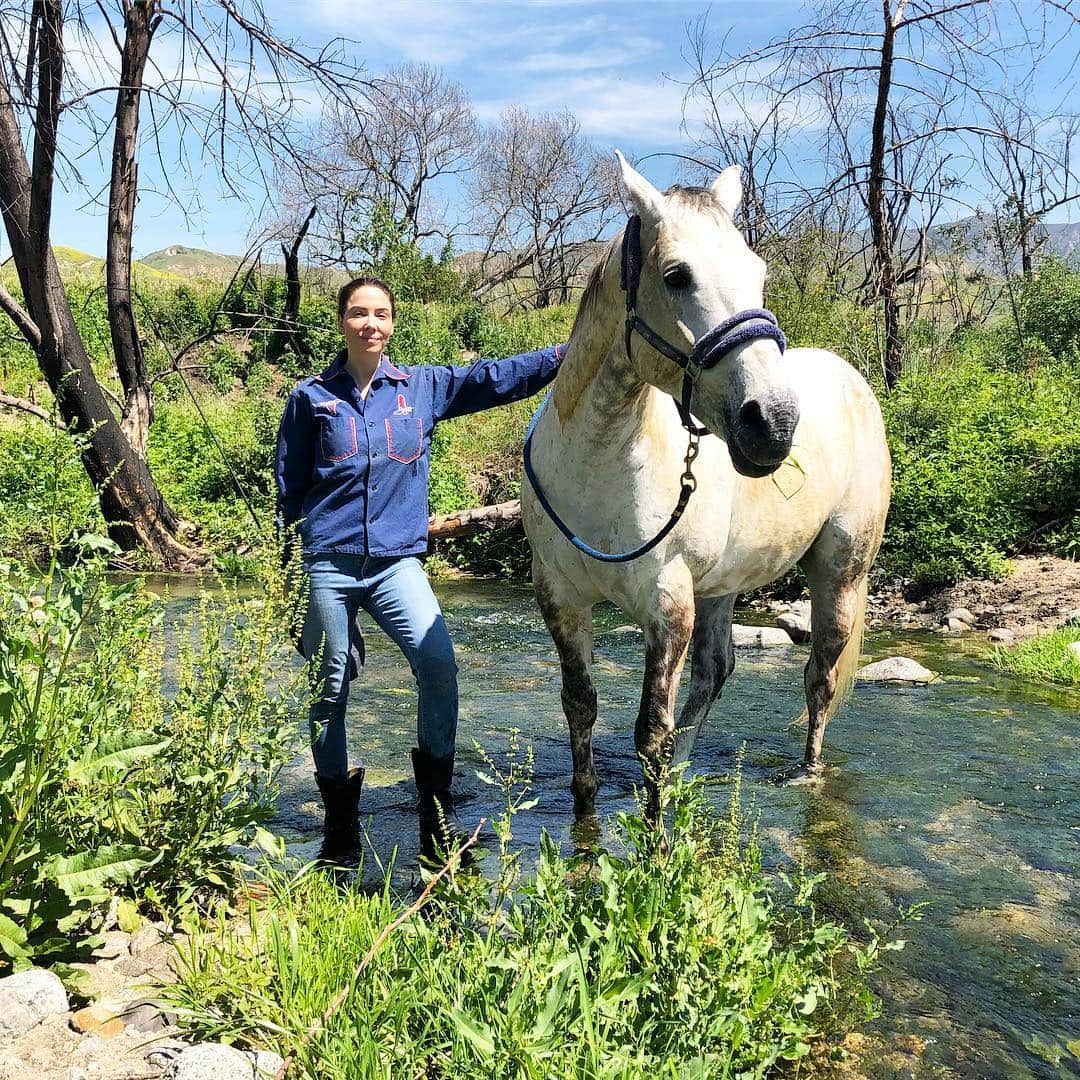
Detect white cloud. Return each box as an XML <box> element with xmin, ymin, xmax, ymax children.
<box><xmin>476</xmin><ymin>70</ymin><xmax>690</xmax><ymax>144</ymax></box>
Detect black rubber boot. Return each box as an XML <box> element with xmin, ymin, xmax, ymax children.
<box><xmin>410</xmin><ymin>748</ymin><xmax>473</xmax><ymax>868</ymax></box>
<box><xmin>314</xmin><ymin>767</ymin><xmax>365</xmax><ymax>869</ymax></box>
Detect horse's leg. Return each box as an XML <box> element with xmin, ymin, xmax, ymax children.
<box><xmin>789</xmin><ymin>538</ymin><xmax>872</xmax><ymax>781</ymax></box>
<box><xmin>671</xmin><ymin>594</ymin><xmax>737</xmax><ymax>767</ymax></box>
<box><xmin>535</xmin><ymin>577</ymin><xmax>599</xmax><ymax>819</ymax></box>
<box><xmin>636</xmin><ymin>588</ymin><xmax>695</xmax><ymax>824</ymax></box>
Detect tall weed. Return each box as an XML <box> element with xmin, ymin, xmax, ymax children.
<box><xmin>166</xmin><ymin>762</ymin><xmax>909</xmax><ymax>1078</ymax></box>
<box><xmin>0</xmin><ymin>540</ymin><xmax>306</xmax><ymax>970</ymax></box>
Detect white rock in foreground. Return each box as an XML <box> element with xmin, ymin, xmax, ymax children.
<box><xmin>731</xmin><ymin>624</ymin><xmax>794</xmax><ymax>648</ymax></box>
<box><xmin>857</xmin><ymin>657</ymin><xmax>938</xmax><ymax>684</ymax></box>
<box><xmin>1067</xmin><ymin>641</ymin><xmax>1080</xmax><ymax>663</ymax></box>
<box><xmin>0</xmin><ymin>968</ymin><xmax>70</xmax><ymax>1037</ymax></box>
<box><xmin>988</xmin><ymin>627</ymin><xmax>1015</xmax><ymax>644</ymax></box>
<box><xmin>164</xmin><ymin>1043</ymin><xmax>285</xmax><ymax>1079</ymax></box>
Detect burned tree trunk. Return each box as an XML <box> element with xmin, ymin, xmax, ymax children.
<box><xmin>868</xmin><ymin>1</ymin><xmax>903</xmax><ymax>391</ymax></box>
<box><xmin>107</xmin><ymin>0</ymin><xmax>161</xmax><ymax>457</ymax></box>
<box><xmin>0</xmin><ymin>1</ymin><xmax>200</xmax><ymax>568</ymax></box>
<box><xmin>269</xmin><ymin>204</ymin><xmax>317</xmax><ymax>363</ymax></box>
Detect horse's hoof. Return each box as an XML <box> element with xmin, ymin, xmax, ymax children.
<box><xmin>771</xmin><ymin>762</ymin><xmax>827</xmax><ymax>786</ymax></box>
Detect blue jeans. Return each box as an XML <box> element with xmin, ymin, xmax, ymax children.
<box><xmin>301</xmin><ymin>554</ymin><xmax>458</xmax><ymax>779</ymax></box>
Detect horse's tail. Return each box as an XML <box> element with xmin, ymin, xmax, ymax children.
<box><xmin>830</xmin><ymin>573</ymin><xmax>868</xmax><ymax>720</ymax></box>
<box><xmin>792</xmin><ymin>573</ymin><xmax>868</xmax><ymax>726</ymax></box>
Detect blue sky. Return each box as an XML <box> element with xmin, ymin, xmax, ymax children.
<box><xmin>25</xmin><ymin>0</ymin><xmax>1080</xmax><ymax>259</ymax></box>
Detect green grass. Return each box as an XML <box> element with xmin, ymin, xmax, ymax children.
<box><xmin>991</xmin><ymin>628</ymin><xmax>1080</xmax><ymax>687</ymax></box>
<box><xmin>164</xmin><ymin>759</ymin><xmax>914</xmax><ymax>1079</ymax></box>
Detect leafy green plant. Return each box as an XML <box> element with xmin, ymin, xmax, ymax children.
<box><xmin>165</xmin><ymin>753</ymin><xmax>911</xmax><ymax>1078</ymax></box>
<box><xmin>0</xmin><ymin>538</ymin><xmax>306</xmax><ymax>970</ymax></box>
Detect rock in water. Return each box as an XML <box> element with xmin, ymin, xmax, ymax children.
<box><xmin>731</xmin><ymin>624</ymin><xmax>794</xmax><ymax>648</ymax></box>
<box><xmin>0</xmin><ymin>969</ymin><xmax>69</xmax><ymax>1036</ymax></box>
<box><xmin>856</xmin><ymin>657</ymin><xmax>937</xmax><ymax>684</ymax></box>
<box><xmin>777</xmin><ymin>610</ymin><xmax>812</xmax><ymax>643</ymax></box>
<box><xmin>943</xmin><ymin>607</ymin><xmax>976</xmax><ymax>626</ymax></box>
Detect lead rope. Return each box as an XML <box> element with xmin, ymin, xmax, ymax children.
<box><xmin>522</xmin><ymin>393</ymin><xmax>701</xmax><ymax>563</ymax></box>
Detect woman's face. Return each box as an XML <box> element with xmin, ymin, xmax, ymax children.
<box><xmin>339</xmin><ymin>285</ymin><xmax>394</xmax><ymax>357</ymax></box>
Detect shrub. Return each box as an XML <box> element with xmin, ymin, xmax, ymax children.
<box><xmin>0</xmin><ymin>418</ymin><xmax>102</xmax><ymax>564</ymax></box>
<box><xmin>166</xmin><ymin>763</ymin><xmax>909</xmax><ymax>1078</ymax></box>
<box><xmin>0</xmin><ymin>540</ymin><xmax>306</xmax><ymax>971</ymax></box>
<box><xmin>881</xmin><ymin>352</ymin><xmax>1080</xmax><ymax>585</ymax></box>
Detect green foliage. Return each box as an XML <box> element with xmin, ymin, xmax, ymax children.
<box><xmin>166</xmin><ymin>760</ymin><xmax>911</xmax><ymax>1080</ymax></box>
<box><xmin>1015</xmin><ymin>257</ymin><xmax>1080</xmax><ymax>363</ymax></box>
<box><xmin>990</xmin><ymin>627</ymin><xmax>1080</xmax><ymax>688</ymax></box>
<box><xmin>350</xmin><ymin>203</ymin><xmax>473</xmax><ymax>306</ymax></box>
<box><xmin>0</xmin><ymin>419</ymin><xmax>103</xmax><ymax>564</ymax></box>
<box><xmin>166</xmin><ymin>756</ymin><xmax>909</xmax><ymax>1078</ymax></box>
<box><xmin>147</xmin><ymin>394</ymin><xmax>279</xmax><ymax>557</ymax></box>
<box><xmin>881</xmin><ymin>351</ymin><xmax>1080</xmax><ymax>585</ymax></box>
<box><xmin>0</xmin><ymin>540</ymin><xmax>306</xmax><ymax>970</ymax></box>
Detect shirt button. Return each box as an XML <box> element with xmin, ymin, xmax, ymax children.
<box><xmin>372</xmin><ymin>485</ymin><xmax>378</xmax><ymax>492</ymax></box>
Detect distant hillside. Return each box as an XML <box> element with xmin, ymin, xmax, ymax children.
<box><xmin>140</xmin><ymin>245</ymin><xmax>345</xmax><ymax>287</ymax></box>
<box><xmin>138</xmin><ymin>245</ymin><xmax>247</xmax><ymax>281</ymax></box>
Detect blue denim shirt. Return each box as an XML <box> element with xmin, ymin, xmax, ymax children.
<box><xmin>275</xmin><ymin>344</ymin><xmax>564</xmax><ymax>558</ymax></box>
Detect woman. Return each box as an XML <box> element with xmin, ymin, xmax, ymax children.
<box><xmin>275</xmin><ymin>276</ymin><xmax>563</xmax><ymax>867</ymax></box>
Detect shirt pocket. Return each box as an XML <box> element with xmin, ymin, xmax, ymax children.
<box><xmin>320</xmin><ymin>416</ymin><xmax>359</xmax><ymax>462</ymax></box>
<box><xmin>384</xmin><ymin>417</ymin><xmax>423</xmax><ymax>464</ymax></box>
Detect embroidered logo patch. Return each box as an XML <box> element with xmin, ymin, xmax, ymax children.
<box><xmin>393</xmin><ymin>394</ymin><xmax>413</xmax><ymax>416</ymax></box>
<box><xmin>316</xmin><ymin>398</ymin><xmax>342</xmax><ymax>415</ymax></box>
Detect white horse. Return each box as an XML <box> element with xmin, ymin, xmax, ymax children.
<box><xmin>522</xmin><ymin>154</ymin><xmax>891</xmax><ymax>823</ymax></box>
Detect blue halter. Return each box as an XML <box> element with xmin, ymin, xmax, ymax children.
<box><xmin>523</xmin><ymin>214</ymin><xmax>788</xmax><ymax>564</ymax></box>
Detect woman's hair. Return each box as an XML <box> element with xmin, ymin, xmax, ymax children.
<box><xmin>337</xmin><ymin>276</ymin><xmax>396</xmax><ymax>320</ymax></box>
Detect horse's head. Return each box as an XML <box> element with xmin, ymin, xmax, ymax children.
<box><xmin>616</xmin><ymin>152</ymin><xmax>799</xmax><ymax>478</ymax></box>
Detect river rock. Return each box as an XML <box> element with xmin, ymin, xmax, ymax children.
<box><xmin>856</xmin><ymin>657</ymin><xmax>937</xmax><ymax>684</ymax></box>
<box><xmin>163</xmin><ymin>1042</ymin><xmax>285</xmax><ymax>1079</ymax></box>
<box><xmin>1061</xmin><ymin>609</ymin><xmax>1080</xmax><ymax>628</ymax></box>
<box><xmin>90</xmin><ymin>930</ymin><xmax>131</xmax><ymax>961</ymax></box>
<box><xmin>988</xmin><ymin>627</ymin><xmax>1015</xmax><ymax>644</ymax></box>
<box><xmin>0</xmin><ymin>969</ymin><xmax>70</xmax><ymax>1037</ymax></box>
<box><xmin>731</xmin><ymin>624</ymin><xmax>794</xmax><ymax>648</ymax></box>
<box><xmin>943</xmin><ymin>617</ymin><xmax>969</xmax><ymax>633</ymax></box>
<box><xmin>129</xmin><ymin>923</ymin><xmax>166</xmax><ymax>957</ymax></box>
<box><xmin>70</xmin><ymin>1003</ymin><xmax>123</xmax><ymax>1039</ymax></box>
<box><xmin>777</xmin><ymin>606</ymin><xmax>812</xmax><ymax>643</ymax></box>
<box><xmin>943</xmin><ymin>608</ymin><xmax>976</xmax><ymax>627</ymax></box>
<box><xmin>1067</xmin><ymin>642</ymin><xmax>1080</xmax><ymax>663</ymax></box>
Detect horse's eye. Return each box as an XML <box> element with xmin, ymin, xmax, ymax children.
<box><xmin>663</xmin><ymin>264</ymin><xmax>693</xmax><ymax>290</ymax></box>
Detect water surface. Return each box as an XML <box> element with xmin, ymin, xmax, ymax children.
<box><xmin>175</xmin><ymin>576</ymin><xmax>1078</xmax><ymax>1078</ymax></box>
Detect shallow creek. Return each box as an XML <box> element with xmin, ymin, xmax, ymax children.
<box><xmin>166</xmin><ymin>575</ymin><xmax>1077</xmax><ymax>1078</ymax></box>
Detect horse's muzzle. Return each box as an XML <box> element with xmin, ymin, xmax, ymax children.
<box><xmin>729</xmin><ymin>394</ymin><xmax>800</xmax><ymax>477</ymax></box>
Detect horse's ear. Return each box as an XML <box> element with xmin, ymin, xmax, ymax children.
<box><xmin>710</xmin><ymin>165</ymin><xmax>743</xmax><ymax>217</ymax></box>
<box><xmin>615</xmin><ymin>150</ymin><xmax>665</xmax><ymax>222</ymax></box>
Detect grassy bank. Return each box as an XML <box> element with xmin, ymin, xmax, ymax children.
<box><xmin>991</xmin><ymin>628</ymin><xmax>1080</xmax><ymax>687</ymax></box>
